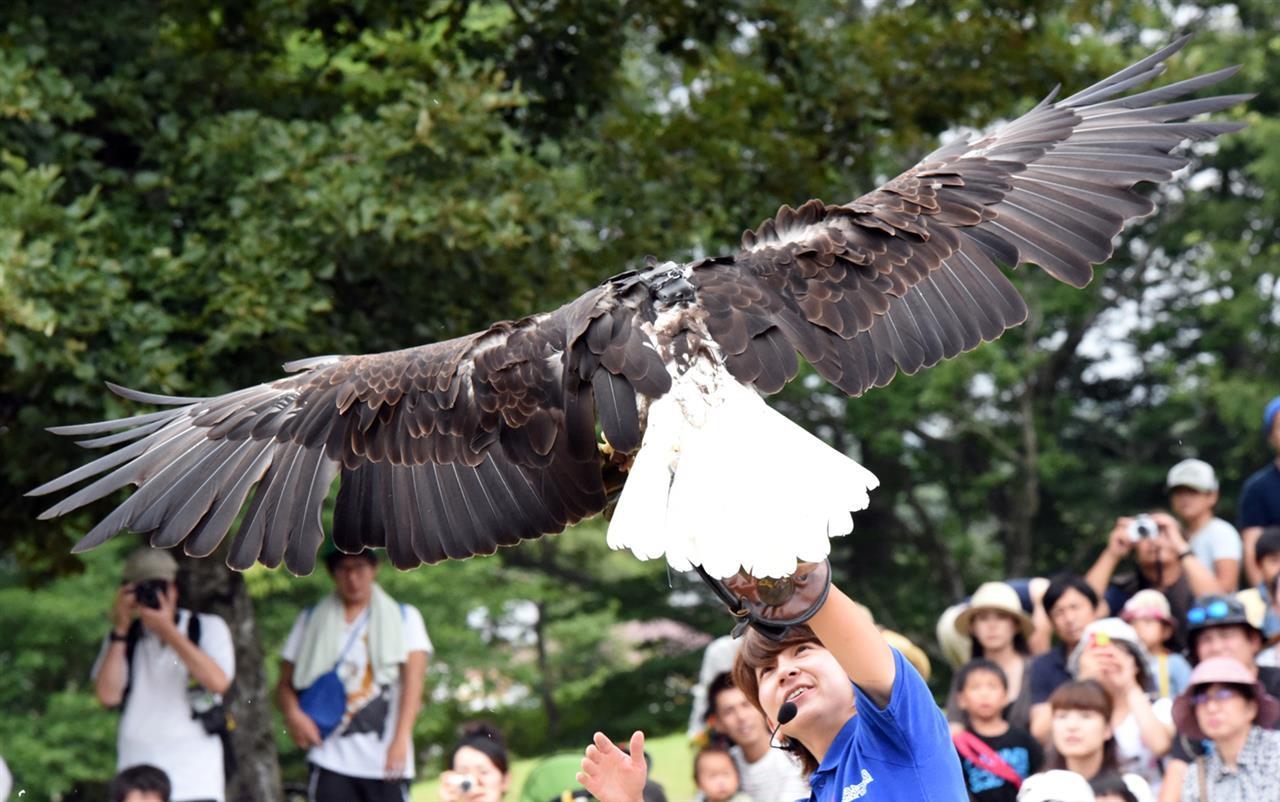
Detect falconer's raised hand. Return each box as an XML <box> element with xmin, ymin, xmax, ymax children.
<box><xmin>577</xmin><ymin>731</ymin><xmax>647</xmax><ymax>802</ymax></box>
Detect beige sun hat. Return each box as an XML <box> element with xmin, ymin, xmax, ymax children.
<box><xmin>954</xmin><ymin>581</ymin><xmax>1034</xmax><ymax>640</ymax></box>
<box><xmin>122</xmin><ymin>547</ymin><xmax>179</xmax><ymax>583</ymax></box>
<box><xmin>1121</xmin><ymin>588</ymin><xmax>1175</xmax><ymax>625</ymax></box>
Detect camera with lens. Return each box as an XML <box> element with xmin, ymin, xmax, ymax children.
<box><xmin>1127</xmin><ymin>514</ymin><xmax>1158</xmax><ymax>543</ymax></box>
<box><xmin>132</xmin><ymin>579</ymin><xmax>169</xmax><ymax>609</ymax></box>
<box><xmin>187</xmin><ymin>684</ymin><xmax>232</xmax><ymax>736</ymax></box>
<box><xmin>452</xmin><ymin>775</ymin><xmax>477</xmax><ymax>793</ymax></box>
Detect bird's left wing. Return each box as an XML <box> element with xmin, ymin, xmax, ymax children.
<box><xmin>691</xmin><ymin>36</ymin><xmax>1248</xmax><ymax>397</ymax></box>
<box><xmin>28</xmin><ymin>286</ymin><xmax>670</xmax><ymax>573</ymax></box>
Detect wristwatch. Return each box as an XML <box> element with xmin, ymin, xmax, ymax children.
<box><xmin>109</xmin><ymin>629</ymin><xmax>129</xmax><ymax>642</ymax></box>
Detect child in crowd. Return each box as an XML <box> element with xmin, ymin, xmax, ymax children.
<box><xmin>693</xmin><ymin>745</ymin><xmax>752</xmax><ymax>802</ymax></box>
<box><xmin>951</xmin><ymin>659</ymin><xmax>1043</xmax><ymax>802</ymax></box>
<box><xmin>1119</xmin><ymin>591</ymin><xmax>1191</xmax><ymax>699</ymax></box>
<box><xmin>1088</xmin><ymin>773</ymin><xmax>1138</xmax><ymax>802</ymax></box>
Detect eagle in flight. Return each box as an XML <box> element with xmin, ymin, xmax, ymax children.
<box><xmin>32</xmin><ymin>37</ymin><xmax>1246</xmax><ymax>580</ymax></box>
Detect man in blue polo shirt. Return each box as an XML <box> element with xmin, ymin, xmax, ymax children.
<box><xmin>1241</xmin><ymin>395</ymin><xmax>1280</xmax><ymax>587</ymax></box>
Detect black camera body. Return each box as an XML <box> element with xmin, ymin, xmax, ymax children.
<box><xmin>133</xmin><ymin>579</ymin><xmax>169</xmax><ymax>609</ymax></box>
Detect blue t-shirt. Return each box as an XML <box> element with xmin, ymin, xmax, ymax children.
<box><xmin>805</xmin><ymin>647</ymin><xmax>966</xmax><ymax>802</ymax></box>
<box><xmin>1239</xmin><ymin>463</ymin><xmax>1280</xmax><ymax>529</ymax></box>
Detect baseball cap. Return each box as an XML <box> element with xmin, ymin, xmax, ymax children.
<box><xmin>1017</xmin><ymin>770</ymin><xmax>1094</xmax><ymax>802</ymax></box>
<box><xmin>1068</xmin><ymin>617</ymin><xmax>1154</xmax><ymax>690</ymax></box>
<box><xmin>1121</xmin><ymin>588</ymin><xmax>1174</xmax><ymax>625</ymax></box>
<box><xmin>122</xmin><ymin>547</ymin><xmax>179</xmax><ymax>584</ymax></box>
<box><xmin>1264</xmin><ymin>395</ymin><xmax>1280</xmax><ymax>437</ymax></box>
<box><xmin>1166</xmin><ymin>458</ymin><xmax>1218</xmax><ymax>493</ymax></box>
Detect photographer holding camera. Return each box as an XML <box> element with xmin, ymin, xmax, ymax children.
<box><xmin>439</xmin><ymin>722</ymin><xmax>511</xmax><ymax>802</ymax></box>
<box><xmin>93</xmin><ymin>547</ymin><xmax>235</xmax><ymax>802</ymax></box>
<box><xmin>1085</xmin><ymin>512</ymin><xmax>1221</xmax><ymax>653</ymax></box>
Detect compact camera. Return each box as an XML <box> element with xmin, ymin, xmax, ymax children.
<box><xmin>452</xmin><ymin>775</ymin><xmax>477</xmax><ymax>793</ymax></box>
<box><xmin>1127</xmin><ymin>514</ymin><xmax>1158</xmax><ymax>543</ymax></box>
<box><xmin>133</xmin><ymin>579</ymin><xmax>169</xmax><ymax>609</ymax></box>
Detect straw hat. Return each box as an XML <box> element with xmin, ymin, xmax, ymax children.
<box><xmin>881</xmin><ymin>628</ymin><xmax>932</xmax><ymax>682</ymax></box>
<box><xmin>1171</xmin><ymin>656</ymin><xmax>1280</xmax><ymax>740</ymax></box>
<box><xmin>954</xmin><ymin>581</ymin><xmax>1034</xmax><ymax>640</ymax></box>
<box><xmin>936</xmin><ymin>602</ymin><xmax>973</xmax><ymax>668</ymax></box>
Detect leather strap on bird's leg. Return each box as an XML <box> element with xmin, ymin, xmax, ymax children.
<box><xmin>695</xmin><ymin>560</ymin><xmax>832</xmax><ymax>641</ymax></box>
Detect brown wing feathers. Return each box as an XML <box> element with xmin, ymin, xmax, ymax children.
<box><xmin>29</xmin><ymin>289</ymin><xmax>664</xmax><ymax>572</ymax></box>
<box><xmin>697</xmin><ymin>36</ymin><xmax>1245</xmax><ymax>398</ymax></box>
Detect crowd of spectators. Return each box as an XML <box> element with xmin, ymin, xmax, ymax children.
<box><xmin>61</xmin><ymin>396</ymin><xmax>1280</xmax><ymax>802</ymax></box>
<box><xmin>939</xmin><ymin>396</ymin><xmax>1280</xmax><ymax>802</ymax></box>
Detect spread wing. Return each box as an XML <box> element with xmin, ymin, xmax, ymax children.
<box><xmin>28</xmin><ymin>286</ymin><xmax>669</xmax><ymax>573</ymax></box>
<box><xmin>32</xmin><ymin>37</ymin><xmax>1245</xmax><ymax>575</ymax></box>
<box><xmin>693</xmin><ymin>36</ymin><xmax>1248</xmax><ymax>396</ymax></box>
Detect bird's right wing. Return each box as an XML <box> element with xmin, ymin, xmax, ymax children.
<box><xmin>691</xmin><ymin>36</ymin><xmax>1248</xmax><ymax>397</ymax></box>
<box><xmin>28</xmin><ymin>286</ymin><xmax>670</xmax><ymax>573</ymax></box>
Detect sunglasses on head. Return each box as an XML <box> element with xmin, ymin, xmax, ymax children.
<box><xmin>1186</xmin><ymin>599</ymin><xmax>1231</xmax><ymax>625</ymax></box>
<box><xmin>1191</xmin><ymin>687</ymin><xmax>1244</xmax><ymax>706</ymax></box>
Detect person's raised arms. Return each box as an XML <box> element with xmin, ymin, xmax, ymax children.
<box><xmin>808</xmin><ymin>583</ymin><xmax>895</xmax><ymax>707</ymax></box>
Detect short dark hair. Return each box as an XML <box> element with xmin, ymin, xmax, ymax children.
<box><xmin>324</xmin><ymin>547</ymin><xmax>379</xmax><ymax>573</ymax></box>
<box><xmin>693</xmin><ymin>744</ymin><xmax>738</xmax><ymax>780</ymax></box>
<box><xmin>954</xmin><ymin>658</ymin><xmax>1008</xmax><ymax>692</ymax></box>
<box><xmin>706</xmin><ymin>672</ymin><xmax>737</xmax><ymax>719</ymax></box>
<box><xmin>1256</xmin><ymin>527</ymin><xmax>1280</xmax><ymax>564</ymax></box>
<box><xmin>1089</xmin><ymin>771</ymin><xmax>1138</xmax><ymax>802</ymax></box>
<box><xmin>110</xmin><ymin>764</ymin><xmax>171</xmax><ymax>802</ymax></box>
<box><xmin>1043</xmin><ymin>573</ymin><xmax>1098</xmax><ymax>616</ymax></box>
<box><xmin>448</xmin><ymin>720</ymin><xmax>509</xmax><ymax>774</ymax></box>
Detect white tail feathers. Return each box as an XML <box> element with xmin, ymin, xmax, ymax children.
<box><xmin>607</xmin><ymin>361</ymin><xmax>879</xmax><ymax>579</ymax></box>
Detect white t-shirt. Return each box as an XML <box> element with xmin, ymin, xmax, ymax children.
<box><xmin>730</xmin><ymin>744</ymin><xmax>810</xmax><ymax>802</ymax></box>
<box><xmin>91</xmin><ymin>610</ymin><xmax>236</xmax><ymax>802</ymax></box>
<box><xmin>282</xmin><ymin>604</ymin><xmax>432</xmax><ymax>780</ymax></box>
<box><xmin>1188</xmin><ymin>517</ymin><xmax>1242</xmax><ymax>571</ymax></box>
<box><xmin>1113</xmin><ymin>697</ymin><xmax>1173</xmax><ymax>794</ymax></box>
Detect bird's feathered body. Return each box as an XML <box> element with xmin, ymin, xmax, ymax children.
<box><xmin>31</xmin><ymin>37</ymin><xmax>1249</xmax><ymax>578</ymax></box>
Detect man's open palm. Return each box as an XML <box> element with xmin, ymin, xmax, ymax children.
<box><xmin>578</xmin><ymin>731</ymin><xmax>647</xmax><ymax>802</ymax></box>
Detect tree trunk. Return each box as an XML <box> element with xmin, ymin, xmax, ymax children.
<box><xmin>533</xmin><ymin>600</ymin><xmax>560</xmax><ymax>738</ymax></box>
<box><xmin>178</xmin><ymin>553</ymin><xmax>283</xmax><ymax>802</ymax></box>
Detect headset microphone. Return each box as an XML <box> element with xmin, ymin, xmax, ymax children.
<box><xmin>768</xmin><ymin>701</ymin><xmax>798</xmax><ymax>749</ymax></box>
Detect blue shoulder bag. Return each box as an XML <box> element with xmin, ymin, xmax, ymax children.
<box><xmin>297</xmin><ymin>609</ymin><xmax>368</xmax><ymax>739</ymax></box>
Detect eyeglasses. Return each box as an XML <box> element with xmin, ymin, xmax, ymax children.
<box><xmin>1187</xmin><ymin>599</ymin><xmax>1231</xmax><ymax>625</ymax></box>
<box><xmin>1191</xmin><ymin>688</ymin><xmax>1243</xmax><ymax>706</ymax></box>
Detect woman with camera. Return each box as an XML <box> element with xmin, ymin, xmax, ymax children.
<box><xmin>440</xmin><ymin>722</ymin><xmax>512</xmax><ymax>802</ymax></box>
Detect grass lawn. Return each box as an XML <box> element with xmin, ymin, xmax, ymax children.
<box><xmin>411</xmin><ymin>731</ymin><xmax>696</xmax><ymax>802</ymax></box>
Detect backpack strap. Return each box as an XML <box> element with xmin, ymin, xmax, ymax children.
<box><xmin>120</xmin><ymin>619</ymin><xmax>144</xmax><ymax>709</ymax></box>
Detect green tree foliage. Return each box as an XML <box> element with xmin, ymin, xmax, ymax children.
<box><xmin>1</xmin><ymin>1</ymin><xmax>1271</xmax><ymax>799</ymax></box>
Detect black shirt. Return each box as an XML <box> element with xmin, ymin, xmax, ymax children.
<box><xmin>1029</xmin><ymin>644</ymin><xmax>1071</xmax><ymax>705</ymax></box>
<box><xmin>955</xmin><ymin>726</ymin><xmax>1044</xmax><ymax>802</ymax></box>
<box><xmin>1240</xmin><ymin>463</ymin><xmax>1280</xmax><ymax>529</ymax></box>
